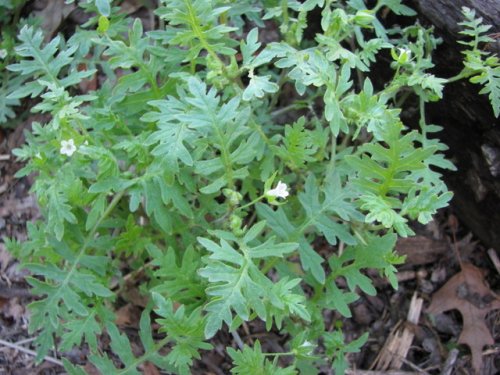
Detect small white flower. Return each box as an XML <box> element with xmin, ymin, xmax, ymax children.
<box><xmin>397</xmin><ymin>47</ymin><xmax>411</xmax><ymax>60</ymax></box>
<box><xmin>301</xmin><ymin>341</ymin><xmax>313</xmax><ymax>348</ymax></box>
<box><xmin>266</xmin><ymin>181</ymin><xmax>289</xmax><ymax>199</ymax></box>
<box><xmin>298</xmin><ymin>340</ymin><xmax>315</xmax><ymax>355</ymax></box>
<box><xmin>0</xmin><ymin>49</ymin><xmax>7</xmax><ymax>59</ymax></box>
<box><xmin>60</xmin><ymin>139</ymin><xmax>77</xmax><ymax>156</ymax></box>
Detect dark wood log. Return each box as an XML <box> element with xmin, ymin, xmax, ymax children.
<box><xmin>408</xmin><ymin>0</ymin><xmax>500</xmax><ymax>249</ymax></box>
<box><xmin>415</xmin><ymin>0</ymin><xmax>500</xmax><ymax>50</ymax></box>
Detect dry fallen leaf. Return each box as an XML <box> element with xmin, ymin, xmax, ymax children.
<box><xmin>33</xmin><ymin>0</ymin><xmax>76</xmax><ymax>39</ymax></box>
<box><xmin>115</xmin><ymin>303</ymin><xmax>141</xmax><ymax>327</ymax></box>
<box><xmin>427</xmin><ymin>263</ymin><xmax>500</xmax><ymax>374</ymax></box>
<box><xmin>142</xmin><ymin>361</ymin><xmax>161</xmax><ymax>375</ymax></box>
<box><xmin>83</xmin><ymin>362</ymin><xmax>102</xmax><ymax>375</ymax></box>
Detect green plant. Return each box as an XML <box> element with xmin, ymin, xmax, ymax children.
<box><xmin>6</xmin><ymin>1</ymin><xmax>497</xmax><ymax>374</ymax></box>
<box><xmin>454</xmin><ymin>7</ymin><xmax>500</xmax><ymax>117</ymax></box>
<box><xmin>0</xmin><ymin>0</ymin><xmax>29</xmax><ymax>126</ymax></box>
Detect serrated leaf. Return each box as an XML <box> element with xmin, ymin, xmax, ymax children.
<box><xmin>243</xmin><ymin>74</ymin><xmax>279</xmax><ymax>101</ymax></box>
<box><xmin>149</xmin><ymin>245</ymin><xmax>206</xmax><ymax>305</ymax></box>
<box><xmin>60</xmin><ymin>312</ymin><xmax>100</xmax><ymax>352</ymax></box>
<box><xmin>199</xmin><ymin>234</ymin><xmax>307</xmax><ymax>338</ymax></box>
<box><xmin>153</xmin><ymin>293</ymin><xmax>212</xmax><ymax>373</ymax></box>
<box><xmin>325</xmin><ymin>283</ymin><xmax>358</xmax><ymax>317</ymax></box>
<box><xmin>298</xmin><ymin>238</ymin><xmax>325</xmax><ymax>284</ymax></box>
<box><xmin>228</xmin><ymin>340</ymin><xmax>298</xmax><ymax>375</ymax></box>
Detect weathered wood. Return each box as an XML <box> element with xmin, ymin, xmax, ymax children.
<box><xmin>415</xmin><ymin>0</ymin><xmax>500</xmax><ymax>50</ymax></box>
<box><xmin>408</xmin><ymin>0</ymin><xmax>500</xmax><ymax>249</ymax></box>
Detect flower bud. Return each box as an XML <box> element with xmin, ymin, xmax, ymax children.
<box><xmin>230</xmin><ymin>214</ymin><xmax>244</xmax><ymax>236</ymax></box>
<box><xmin>353</xmin><ymin>10</ymin><xmax>375</xmax><ymax>26</ymax></box>
<box><xmin>223</xmin><ymin>188</ymin><xmax>243</xmax><ymax>206</ymax></box>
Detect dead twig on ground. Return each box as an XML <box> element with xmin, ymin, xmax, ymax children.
<box><xmin>487</xmin><ymin>248</ymin><xmax>500</xmax><ymax>275</ymax></box>
<box><xmin>371</xmin><ymin>292</ymin><xmax>424</xmax><ymax>371</ymax></box>
<box><xmin>0</xmin><ymin>338</ymin><xmax>63</xmax><ymax>366</ymax></box>
<box><xmin>441</xmin><ymin>348</ymin><xmax>459</xmax><ymax>375</ymax></box>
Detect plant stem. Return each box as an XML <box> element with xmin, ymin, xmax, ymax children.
<box><xmin>236</xmin><ymin>195</ymin><xmax>265</xmax><ymax>212</ymax></box>
<box><xmin>445</xmin><ymin>70</ymin><xmax>473</xmax><ymax>84</ymax></box>
<box><xmin>58</xmin><ymin>191</ymin><xmax>125</xmax><ymax>300</ymax></box>
<box><xmin>263</xmin><ymin>351</ymin><xmax>295</xmax><ymax>357</ymax></box>
<box><xmin>271</xmin><ymin>103</ymin><xmax>304</xmax><ymax>118</ymax></box>
<box><xmin>115</xmin><ymin>336</ymin><xmax>171</xmax><ymax>375</ymax></box>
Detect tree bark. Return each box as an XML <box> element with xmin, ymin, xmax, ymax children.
<box><xmin>415</xmin><ymin>0</ymin><xmax>499</xmax><ymax>49</ymax></box>
<box><xmin>410</xmin><ymin>0</ymin><xmax>500</xmax><ymax>249</ymax></box>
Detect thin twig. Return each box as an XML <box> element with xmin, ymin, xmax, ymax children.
<box><xmin>14</xmin><ymin>337</ymin><xmax>36</xmax><ymax>345</ymax></box>
<box><xmin>397</xmin><ymin>356</ymin><xmax>430</xmax><ymax>374</ymax></box>
<box><xmin>487</xmin><ymin>248</ymin><xmax>500</xmax><ymax>275</ymax></box>
<box><xmin>441</xmin><ymin>348</ymin><xmax>459</xmax><ymax>375</ymax></box>
<box><xmin>231</xmin><ymin>330</ymin><xmax>245</xmax><ymax>351</ymax></box>
<box><xmin>0</xmin><ymin>338</ymin><xmax>64</xmax><ymax>366</ymax></box>
<box><xmin>242</xmin><ymin>322</ymin><xmax>253</xmax><ymax>345</ymax></box>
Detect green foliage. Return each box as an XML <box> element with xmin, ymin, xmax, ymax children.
<box><xmin>324</xmin><ymin>330</ymin><xmax>369</xmax><ymax>374</ymax></box>
<box><xmin>198</xmin><ymin>225</ymin><xmax>306</xmax><ymax>338</ymax></box>
<box><xmin>3</xmin><ymin>0</ymin><xmax>492</xmax><ymax>373</ymax></box>
<box><xmin>153</xmin><ymin>293</ymin><xmax>213</xmax><ymax>374</ymax></box>
<box><xmin>8</xmin><ymin>26</ymin><xmax>95</xmax><ymax>100</ymax></box>
<box><xmin>0</xmin><ymin>0</ymin><xmax>28</xmax><ymax>126</ymax></box>
<box><xmin>87</xmin><ymin>311</ymin><xmax>175</xmax><ymax>374</ymax></box>
<box><xmin>458</xmin><ymin>7</ymin><xmax>500</xmax><ymax>117</ymax></box>
<box><xmin>228</xmin><ymin>340</ymin><xmax>297</xmax><ymax>375</ymax></box>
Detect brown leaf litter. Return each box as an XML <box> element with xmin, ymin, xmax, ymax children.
<box><xmin>427</xmin><ymin>262</ymin><xmax>500</xmax><ymax>374</ymax></box>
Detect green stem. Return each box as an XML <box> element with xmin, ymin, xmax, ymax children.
<box><xmin>214</xmin><ymin>127</ymin><xmax>234</xmax><ymax>189</ymax></box>
<box><xmin>112</xmin><ymin>113</ymin><xmax>134</xmax><ymax>136</ymax></box>
<box><xmin>52</xmin><ymin>191</ymin><xmax>125</xmax><ymax>314</ymax></box>
<box><xmin>139</xmin><ymin>60</ymin><xmax>161</xmax><ymax>98</ymax></box>
<box><xmin>115</xmin><ymin>336</ymin><xmax>170</xmax><ymax>375</ymax></box>
<box><xmin>419</xmin><ymin>95</ymin><xmax>427</xmax><ymax>146</ymax></box>
<box><xmin>105</xmin><ymin>36</ymin><xmax>161</xmax><ymax>98</ymax></box>
<box><xmin>261</xmin><ymin>257</ymin><xmax>280</xmax><ymax>274</ymax></box>
<box><xmin>263</xmin><ymin>351</ymin><xmax>295</xmax><ymax>357</ymax></box>
<box><xmin>445</xmin><ymin>70</ymin><xmax>472</xmax><ymax>84</ymax></box>
<box><xmin>327</xmin><ymin>135</ymin><xmax>337</xmax><ymax>174</ymax></box>
<box><xmin>249</xmin><ymin>118</ymin><xmax>272</xmax><ymax>146</ymax></box>
<box><xmin>394</xmin><ymin>89</ymin><xmax>411</xmax><ymax>108</ymax></box>
<box><xmin>185</xmin><ymin>0</ymin><xmax>228</xmax><ymax>75</ymax></box>
<box><xmin>280</xmin><ymin>0</ymin><xmax>290</xmax><ymax>35</ymax></box>
<box><xmin>373</xmin><ymin>0</ymin><xmax>383</xmax><ymax>13</ymax></box>
<box><xmin>235</xmin><ymin>195</ymin><xmax>265</xmax><ymax>212</ymax></box>
<box><xmin>268</xmin><ymin>70</ymin><xmax>288</xmax><ymax>110</ymax></box>
<box><xmin>271</xmin><ymin>103</ymin><xmax>305</xmax><ymax>118</ymax></box>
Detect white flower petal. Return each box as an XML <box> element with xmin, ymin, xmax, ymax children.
<box><xmin>60</xmin><ymin>139</ymin><xmax>77</xmax><ymax>156</ymax></box>
<box><xmin>266</xmin><ymin>180</ymin><xmax>289</xmax><ymax>199</ymax></box>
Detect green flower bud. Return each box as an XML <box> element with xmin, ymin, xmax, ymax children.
<box><xmin>353</xmin><ymin>10</ymin><xmax>375</xmax><ymax>26</ymax></box>
<box><xmin>230</xmin><ymin>214</ymin><xmax>244</xmax><ymax>236</ymax></box>
<box><xmin>223</xmin><ymin>188</ymin><xmax>243</xmax><ymax>206</ymax></box>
